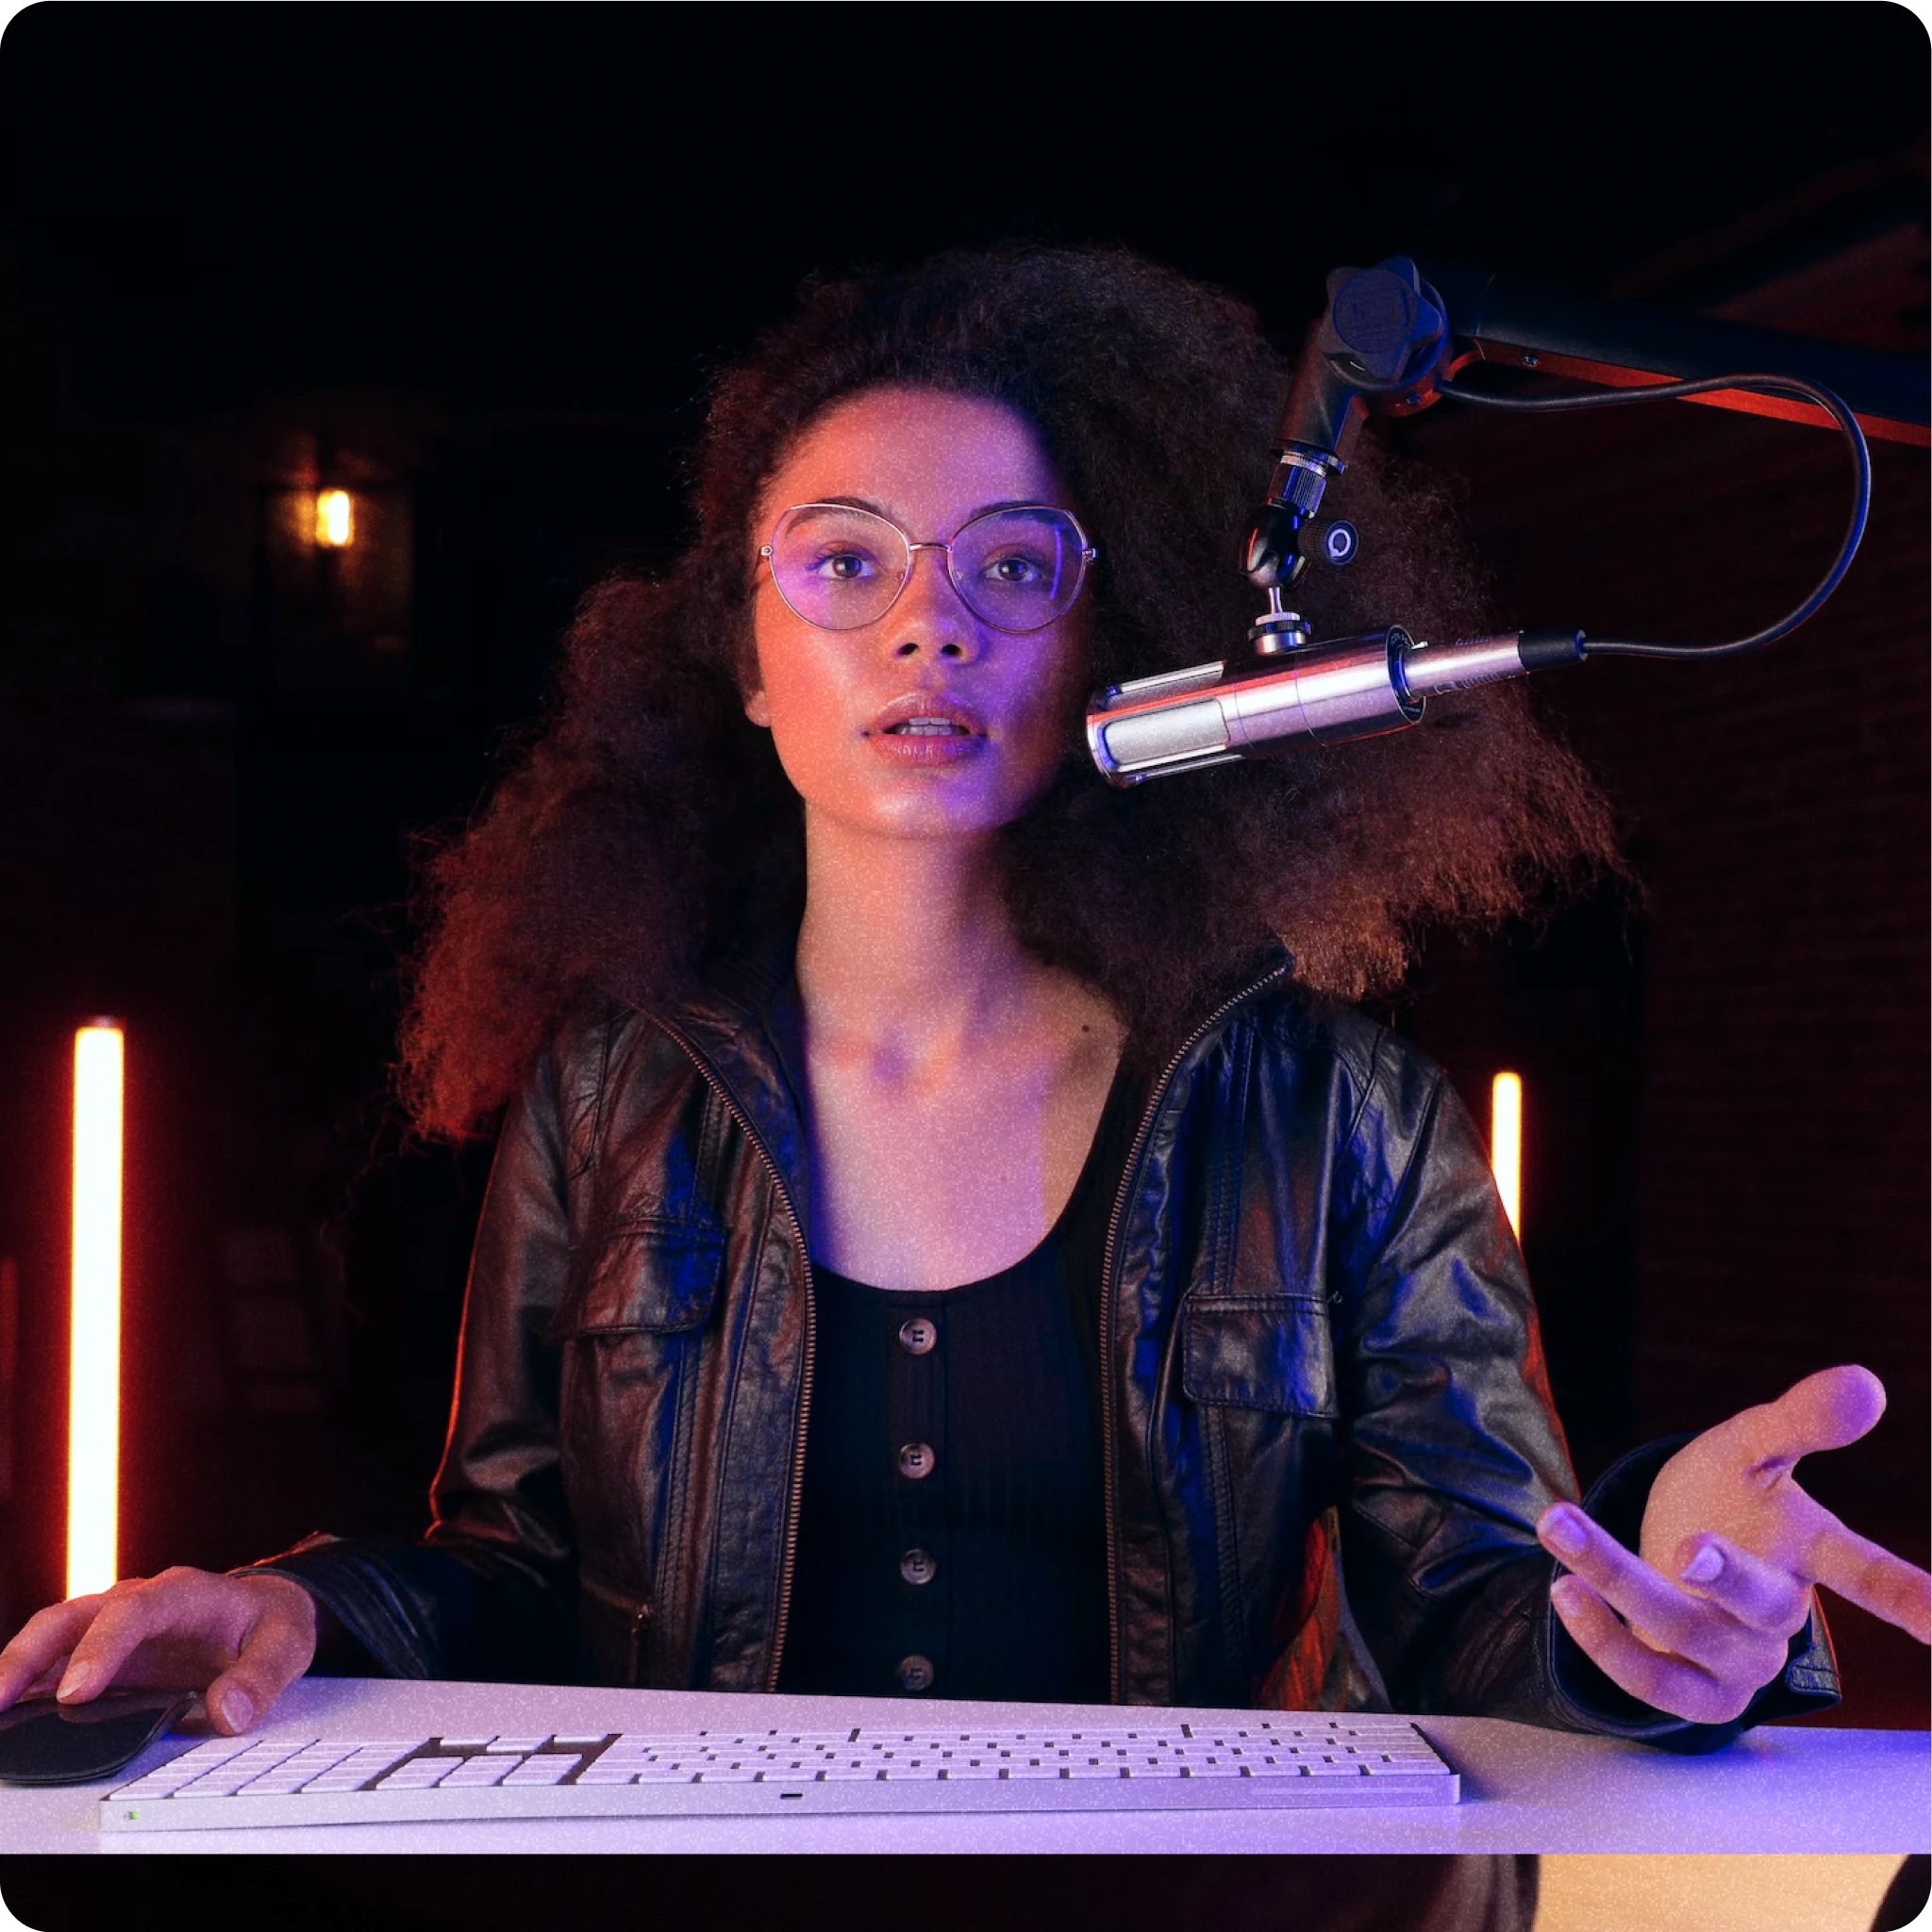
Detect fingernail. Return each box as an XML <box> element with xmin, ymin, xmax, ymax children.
<box><xmin>1679</xmin><ymin>1543</ymin><xmax>1724</xmax><ymax>1586</ymax></box>
<box><xmin>57</xmin><ymin>1662</ymin><xmax>95</xmax><ymax>1701</ymax></box>
<box><xmin>1550</xmin><ymin>1577</ymin><xmax>1580</xmax><ymax>1616</ymax></box>
<box><xmin>1542</xmin><ymin>1507</ymin><xmax>1588</xmax><ymax>1557</ymax></box>
<box><xmin>217</xmin><ymin>1688</ymin><xmax>254</xmax><ymax>1732</ymax></box>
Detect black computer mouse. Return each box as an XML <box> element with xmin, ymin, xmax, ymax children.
<box><xmin>0</xmin><ymin>1690</ymin><xmax>197</xmax><ymax>1785</ymax></box>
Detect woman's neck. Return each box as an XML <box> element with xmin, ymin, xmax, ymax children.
<box><xmin>793</xmin><ymin>812</ymin><xmax>1038</xmax><ymax>1072</ymax></box>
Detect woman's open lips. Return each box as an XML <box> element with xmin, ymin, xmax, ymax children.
<box><xmin>864</xmin><ymin>692</ymin><xmax>989</xmax><ymax>765</ymax></box>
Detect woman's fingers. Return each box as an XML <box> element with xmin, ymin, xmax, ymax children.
<box><xmin>50</xmin><ymin>1575</ymin><xmax>215</xmax><ymax>1704</ymax></box>
<box><xmin>203</xmin><ymin>1580</ymin><xmax>319</xmax><ymax>1734</ymax></box>
<box><xmin>1549</xmin><ymin>1574</ymin><xmax>1760</xmax><ymax>1725</ymax></box>
<box><xmin>1541</xmin><ymin>1506</ymin><xmax>1716</xmax><ymax>1657</ymax></box>
<box><xmin>1671</xmin><ymin>1534</ymin><xmax>1813</xmax><ymax>1638</ymax></box>
<box><xmin>0</xmin><ymin>1567</ymin><xmax>321</xmax><ymax>1732</ymax></box>
<box><xmin>1540</xmin><ymin>1507</ymin><xmax>1788</xmax><ymax>1696</ymax></box>
<box><xmin>1804</xmin><ymin>1519</ymin><xmax>1932</xmax><ymax>1644</ymax></box>
<box><xmin>0</xmin><ymin>1595</ymin><xmax>107</xmax><ymax>1709</ymax></box>
<box><xmin>1726</xmin><ymin>1365</ymin><xmax>1888</xmax><ymax>1474</ymax></box>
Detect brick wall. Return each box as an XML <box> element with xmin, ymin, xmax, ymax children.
<box><xmin>1391</xmin><ymin>391</ymin><xmax>1927</xmax><ymax>1724</ymax></box>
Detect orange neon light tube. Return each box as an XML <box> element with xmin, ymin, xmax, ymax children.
<box><xmin>1491</xmin><ymin>1071</ymin><xmax>1523</xmax><ymax>1241</ymax></box>
<box><xmin>67</xmin><ymin>1021</ymin><xmax>125</xmax><ymax>1599</ymax></box>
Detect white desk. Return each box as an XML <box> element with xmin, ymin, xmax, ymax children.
<box><xmin>0</xmin><ymin>1678</ymin><xmax>1924</xmax><ymax>1854</ymax></box>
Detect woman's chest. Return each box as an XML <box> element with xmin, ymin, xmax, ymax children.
<box><xmin>800</xmin><ymin>1037</ymin><xmax>1123</xmax><ymax>1291</ymax></box>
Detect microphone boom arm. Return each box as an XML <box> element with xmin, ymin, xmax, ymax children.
<box><xmin>1086</xmin><ymin>257</ymin><xmax>1923</xmax><ymax>787</ymax></box>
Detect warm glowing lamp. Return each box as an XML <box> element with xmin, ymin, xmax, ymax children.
<box><xmin>1491</xmin><ymin>1071</ymin><xmax>1523</xmax><ymax>1241</ymax></box>
<box><xmin>314</xmin><ymin>489</ymin><xmax>354</xmax><ymax>548</ymax></box>
<box><xmin>67</xmin><ymin>1021</ymin><xmax>125</xmax><ymax>1599</ymax></box>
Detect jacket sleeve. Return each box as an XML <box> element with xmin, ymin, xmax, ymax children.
<box><xmin>238</xmin><ymin>1042</ymin><xmax>587</xmax><ymax>1684</ymax></box>
<box><xmin>1329</xmin><ymin>1034</ymin><xmax>1838</xmax><ymax>1748</ymax></box>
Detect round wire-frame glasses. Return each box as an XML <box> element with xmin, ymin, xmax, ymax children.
<box><xmin>758</xmin><ymin>501</ymin><xmax>1098</xmax><ymax>634</ymax></box>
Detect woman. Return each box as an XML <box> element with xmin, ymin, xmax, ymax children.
<box><xmin>3</xmin><ymin>246</ymin><xmax>1925</xmax><ymax>1749</ymax></box>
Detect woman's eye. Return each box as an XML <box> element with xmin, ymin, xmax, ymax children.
<box><xmin>982</xmin><ymin>553</ymin><xmax>1046</xmax><ymax>585</ymax></box>
<box><xmin>809</xmin><ymin>548</ymin><xmax>876</xmax><ymax>581</ymax></box>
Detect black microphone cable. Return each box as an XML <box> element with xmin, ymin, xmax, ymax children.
<box><xmin>1433</xmin><ymin>370</ymin><xmax>1872</xmax><ymax>659</ymax></box>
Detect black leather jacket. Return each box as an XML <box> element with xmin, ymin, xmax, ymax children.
<box><xmin>256</xmin><ymin>945</ymin><xmax>1838</xmax><ymax>1748</ymax></box>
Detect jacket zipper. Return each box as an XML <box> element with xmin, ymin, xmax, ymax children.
<box><xmin>580</xmin><ymin>1573</ymin><xmax>655</xmax><ymax>1685</ymax></box>
<box><xmin>641</xmin><ymin>1011</ymin><xmax>814</xmax><ymax>1695</ymax></box>
<box><xmin>1097</xmin><ymin>958</ymin><xmax>1292</xmax><ymax>1702</ymax></box>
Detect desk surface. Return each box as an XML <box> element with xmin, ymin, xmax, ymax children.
<box><xmin>1</xmin><ymin>1678</ymin><xmax>1925</xmax><ymax>1855</ymax></box>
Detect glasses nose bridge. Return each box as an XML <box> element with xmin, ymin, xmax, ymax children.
<box><xmin>892</xmin><ymin>534</ymin><xmax>973</xmax><ymax>626</ymax></box>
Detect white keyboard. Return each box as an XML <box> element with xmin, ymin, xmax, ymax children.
<box><xmin>101</xmin><ymin>1714</ymin><xmax>1457</xmax><ymax>1831</ymax></box>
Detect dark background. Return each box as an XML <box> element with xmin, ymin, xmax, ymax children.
<box><xmin>0</xmin><ymin>5</ymin><xmax>1924</xmax><ymax>1724</ymax></box>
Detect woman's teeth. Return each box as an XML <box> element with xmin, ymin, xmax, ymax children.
<box><xmin>886</xmin><ymin>720</ymin><xmax>965</xmax><ymax>735</ymax></box>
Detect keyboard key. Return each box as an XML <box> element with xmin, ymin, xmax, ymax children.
<box><xmin>377</xmin><ymin>1762</ymin><xmax>459</xmax><ymax>1790</ymax></box>
<box><xmin>163</xmin><ymin>1747</ymin><xmax>247</xmax><ymax>1771</ymax></box>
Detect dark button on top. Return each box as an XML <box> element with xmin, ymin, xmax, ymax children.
<box><xmin>899</xmin><ymin>1548</ymin><xmax>937</xmax><ymax>1587</ymax></box>
<box><xmin>896</xmin><ymin>1441</ymin><xmax>936</xmax><ymax>1482</ymax></box>
<box><xmin>896</xmin><ymin>1655</ymin><xmax>935</xmax><ymax>1692</ymax></box>
<box><xmin>897</xmin><ymin>1316</ymin><xmax>938</xmax><ymax>1357</ymax></box>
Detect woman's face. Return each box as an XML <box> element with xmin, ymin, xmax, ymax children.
<box><xmin>745</xmin><ymin>387</ymin><xmax>1091</xmax><ymax>843</ymax></box>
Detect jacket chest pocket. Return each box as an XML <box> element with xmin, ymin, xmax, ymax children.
<box><xmin>549</xmin><ymin>1219</ymin><xmax>726</xmax><ymax>1341</ymax></box>
<box><xmin>1181</xmin><ymin>1293</ymin><xmax>1337</xmax><ymax>1418</ymax></box>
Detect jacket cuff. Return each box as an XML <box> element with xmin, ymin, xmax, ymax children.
<box><xmin>1545</xmin><ymin>1436</ymin><xmax>1842</xmax><ymax>1753</ymax></box>
<box><xmin>235</xmin><ymin>1532</ymin><xmax>470</xmax><ymax>1681</ymax></box>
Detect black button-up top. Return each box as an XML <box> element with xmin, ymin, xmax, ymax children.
<box><xmin>777</xmin><ymin>1066</ymin><xmax>1142</xmax><ymax>1704</ymax></box>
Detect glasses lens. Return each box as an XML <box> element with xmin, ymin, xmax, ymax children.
<box><xmin>768</xmin><ymin>505</ymin><xmax>909</xmax><ymax>630</ymax></box>
<box><xmin>948</xmin><ymin>508</ymin><xmax>1088</xmax><ymax>631</ymax></box>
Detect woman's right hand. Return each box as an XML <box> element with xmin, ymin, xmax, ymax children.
<box><xmin>0</xmin><ymin>1568</ymin><xmax>319</xmax><ymax>1736</ymax></box>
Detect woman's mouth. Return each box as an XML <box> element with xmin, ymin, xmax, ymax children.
<box><xmin>866</xmin><ymin>692</ymin><xmax>988</xmax><ymax>764</ymax></box>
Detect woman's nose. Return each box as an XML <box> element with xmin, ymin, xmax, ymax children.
<box><xmin>885</xmin><ymin>545</ymin><xmax>982</xmax><ymax>661</ymax></box>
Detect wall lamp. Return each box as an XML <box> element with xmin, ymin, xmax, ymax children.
<box><xmin>314</xmin><ymin>489</ymin><xmax>355</xmax><ymax>549</ymax></box>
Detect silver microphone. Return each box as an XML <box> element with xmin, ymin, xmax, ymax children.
<box><xmin>1085</xmin><ymin>625</ymin><xmax>1586</xmax><ymax>786</ymax></box>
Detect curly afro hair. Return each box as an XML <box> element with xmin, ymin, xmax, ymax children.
<box><xmin>398</xmin><ymin>244</ymin><xmax>1618</xmax><ymax>1140</ymax></box>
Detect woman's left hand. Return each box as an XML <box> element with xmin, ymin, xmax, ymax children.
<box><xmin>1535</xmin><ymin>1364</ymin><xmax>1932</xmax><ymax>1725</ymax></box>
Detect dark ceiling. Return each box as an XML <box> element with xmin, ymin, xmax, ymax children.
<box><xmin>4</xmin><ymin>4</ymin><xmax>1927</xmax><ymax>419</ymax></box>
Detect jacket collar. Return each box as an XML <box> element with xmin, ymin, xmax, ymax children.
<box><xmin>640</xmin><ymin>925</ymin><xmax>817</xmax><ymax>1239</ymax></box>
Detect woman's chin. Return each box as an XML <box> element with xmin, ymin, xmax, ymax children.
<box><xmin>803</xmin><ymin>781</ymin><xmax>1036</xmax><ymax>847</ymax></box>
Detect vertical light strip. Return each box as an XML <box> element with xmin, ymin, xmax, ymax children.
<box><xmin>1491</xmin><ymin>1071</ymin><xmax>1523</xmax><ymax>1241</ymax></box>
<box><xmin>67</xmin><ymin>1021</ymin><xmax>125</xmax><ymax>1599</ymax></box>
<box><xmin>0</xmin><ymin>1256</ymin><xmax>17</xmax><ymax>1507</ymax></box>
